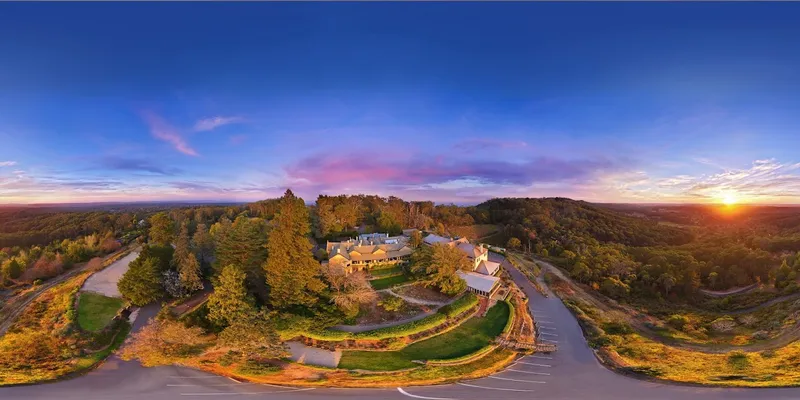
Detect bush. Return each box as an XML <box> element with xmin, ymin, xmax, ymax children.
<box><xmin>378</xmin><ymin>296</ymin><xmax>405</xmax><ymax>312</ymax></box>
<box><xmin>236</xmin><ymin>360</ymin><xmax>282</xmax><ymax>376</ymax></box>
<box><xmin>438</xmin><ymin>293</ymin><xmax>478</xmax><ymax>318</ymax></box>
<box><xmin>666</xmin><ymin>314</ymin><xmax>690</xmax><ymax>330</ymax></box>
<box><xmin>728</xmin><ymin>351</ymin><xmax>750</xmax><ymax>370</ymax></box>
<box><xmin>602</xmin><ymin>321</ymin><xmax>633</xmax><ymax>335</ymax></box>
<box><xmin>710</xmin><ymin>316</ymin><xmax>737</xmax><ymax>333</ymax></box>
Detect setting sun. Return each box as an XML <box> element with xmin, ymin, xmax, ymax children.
<box><xmin>721</xmin><ymin>192</ymin><xmax>739</xmax><ymax>205</ymax></box>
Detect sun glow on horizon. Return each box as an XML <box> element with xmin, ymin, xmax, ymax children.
<box><xmin>721</xmin><ymin>192</ymin><xmax>740</xmax><ymax>206</ymax></box>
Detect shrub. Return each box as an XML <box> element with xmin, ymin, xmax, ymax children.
<box><xmin>710</xmin><ymin>316</ymin><xmax>737</xmax><ymax>333</ymax></box>
<box><xmin>378</xmin><ymin>296</ymin><xmax>405</xmax><ymax>312</ymax></box>
<box><xmin>602</xmin><ymin>321</ymin><xmax>633</xmax><ymax>335</ymax></box>
<box><xmin>438</xmin><ymin>293</ymin><xmax>478</xmax><ymax>318</ymax></box>
<box><xmin>236</xmin><ymin>360</ymin><xmax>282</xmax><ymax>376</ymax></box>
<box><xmin>728</xmin><ymin>351</ymin><xmax>750</xmax><ymax>370</ymax></box>
<box><xmin>666</xmin><ymin>314</ymin><xmax>690</xmax><ymax>330</ymax></box>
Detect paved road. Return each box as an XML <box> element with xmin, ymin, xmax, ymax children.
<box><xmin>81</xmin><ymin>250</ymin><xmax>139</xmax><ymax>297</ymax></box>
<box><xmin>2</xmin><ymin>253</ymin><xmax>800</xmax><ymax>399</ymax></box>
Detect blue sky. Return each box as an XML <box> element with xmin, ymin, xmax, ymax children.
<box><xmin>1</xmin><ymin>3</ymin><xmax>799</xmax><ymax>204</ymax></box>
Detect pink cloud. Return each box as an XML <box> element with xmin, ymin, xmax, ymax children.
<box><xmin>194</xmin><ymin>116</ymin><xmax>244</xmax><ymax>132</ymax></box>
<box><xmin>142</xmin><ymin>112</ymin><xmax>198</xmax><ymax>156</ymax></box>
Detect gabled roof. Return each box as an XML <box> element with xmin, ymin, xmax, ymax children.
<box><xmin>476</xmin><ymin>260</ymin><xmax>501</xmax><ymax>276</ymax></box>
<box><xmin>424</xmin><ymin>234</ymin><xmax>452</xmax><ymax>245</ymax></box>
<box><xmin>458</xmin><ymin>271</ymin><xmax>501</xmax><ymax>293</ymax></box>
<box><xmin>456</xmin><ymin>242</ymin><xmax>486</xmax><ymax>259</ymax></box>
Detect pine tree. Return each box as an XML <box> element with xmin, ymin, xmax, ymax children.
<box><xmin>118</xmin><ymin>257</ymin><xmax>165</xmax><ymax>306</ymax></box>
<box><xmin>264</xmin><ymin>189</ymin><xmax>325</xmax><ymax>309</ymax></box>
<box><xmin>207</xmin><ymin>265</ymin><xmax>254</xmax><ymax>326</ymax></box>
<box><xmin>148</xmin><ymin>212</ymin><xmax>175</xmax><ymax>247</ymax></box>
<box><xmin>191</xmin><ymin>223</ymin><xmax>214</xmax><ymax>265</ymax></box>
<box><xmin>213</xmin><ymin>216</ymin><xmax>267</xmax><ymax>278</ymax></box>
<box><xmin>173</xmin><ymin>222</ymin><xmax>204</xmax><ymax>295</ymax></box>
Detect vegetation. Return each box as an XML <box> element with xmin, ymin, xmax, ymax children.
<box><xmin>338</xmin><ymin>302</ymin><xmax>509</xmax><ymax>371</ymax></box>
<box><xmin>77</xmin><ymin>292</ymin><xmax>124</xmax><ymax>332</ymax></box>
<box><xmin>322</xmin><ymin>266</ymin><xmax>377</xmax><ymax>318</ymax></box>
<box><xmin>264</xmin><ymin>190</ymin><xmax>325</xmax><ymax>309</ymax></box>
<box><xmin>410</xmin><ymin>243</ymin><xmax>469</xmax><ymax>295</ymax></box>
<box><xmin>118</xmin><ymin>256</ymin><xmax>164</xmax><ymax>306</ymax></box>
<box><xmin>172</xmin><ymin>221</ymin><xmax>203</xmax><ymax>295</ymax></box>
<box><xmin>369</xmin><ymin>274</ymin><xmax>411</xmax><ymax>290</ymax></box>
<box><xmin>207</xmin><ymin>265</ymin><xmax>254</xmax><ymax>327</ymax></box>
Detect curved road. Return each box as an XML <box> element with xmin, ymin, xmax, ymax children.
<box><xmin>2</xmin><ymin>253</ymin><xmax>800</xmax><ymax>400</ymax></box>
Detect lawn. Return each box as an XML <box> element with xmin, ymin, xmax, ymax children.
<box><xmin>369</xmin><ymin>274</ymin><xmax>411</xmax><ymax>290</ymax></box>
<box><xmin>77</xmin><ymin>292</ymin><xmax>124</xmax><ymax>332</ymax></box>
<box><xmin>370</xmin><ymin>266</ymin><xmax>404</xmax><ymax>278</ymax></box>
<box><xmin>338</xmin><ymin>301</ymin><xmax>509</xmax><ymax>371</ymax></box>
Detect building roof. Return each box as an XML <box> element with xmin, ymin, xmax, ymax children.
<box><xmin>456</xmin><ymin>242</ymin><xmax>487</xmax><ymax>259</ymax></box>
<box><xmin>423</xmin><ymin>234</ymin><xmax>452</xmax><ymax>245</ymax></box>
<box><xmin>476</xmin><ymin>260</ymin><xmax>501</xmax><ymax>275</ymax></box>
<box><xmin>458</xmin><ymin>271</ymin><xmax>501</xmax><ymax>293</ymax></box>
<box><xmin>327</xmin><ymin>240</ymin><xmax>412</xmax><ymax>264</ymax></box>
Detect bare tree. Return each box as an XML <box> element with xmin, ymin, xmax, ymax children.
<box><xmin>321</xmin><ymin>266</ymin><xmax>377</xmax><ymax>314</ymax></box>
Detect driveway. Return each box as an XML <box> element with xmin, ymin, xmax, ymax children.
<box><xmin>81</xmin><ymin>251</ymin><xmax>139</xmax><ymax>297</ymax></box>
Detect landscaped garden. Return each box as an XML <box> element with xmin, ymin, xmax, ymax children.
<box><xmin>77</xmin><ymin>292</ymin><xmax>125</xmax><ymax>332</ymax></box>
<box><xmin>338</xmin><ymin>301</ymin><xmax>510</xmax><ymax>371</ymax></box>
<box><xmin>369</xmin><ymin>274</ymin><xmax>411</xmax><ymax>290</ymax></box>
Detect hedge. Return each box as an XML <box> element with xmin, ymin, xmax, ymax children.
<box><xmin>502</xmin><ymin>300</ymin><xmax>515</xmax><ymax>335</ymax></box>
<box><xmin>425</xmin><ymin>344</ymin><xmax>498</xmax><ymax>366</ymax></box>
<box><xmin>438</xmin><ymin>292</ymin><xmax>478</xmax><ymax>318</ymax></box>
<box><xmin>303</xmin><ymin>313</ymin><xmax>450</xmax><ymax>342</ymax></box>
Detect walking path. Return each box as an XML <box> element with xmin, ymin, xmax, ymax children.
<box><xmin>384</xmin><ymin>288</ymin><xmax>452</xmax><ymax>306</ymax></box>
<box><xmin>286</xmin><ymin>341</ymin><xmax>341</xmax><ymax>368</ymax></box>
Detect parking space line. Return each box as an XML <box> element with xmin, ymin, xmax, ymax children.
<box><xmin>490</xmin><ymin>376</ymin><xmax>547</xmax><ymax>384</ymax></box>
<box><xmin>526</xmin><ymin>355</ymin><xmax>552</xmax><ymax>360</ymax></box>
<box><xmin>397</xmin><ymin>388</ymin><xmax>455</xmax><ymax>400</ymax></box>
<box><xmin>540</xmin><ymin>338</ymin><xmax>558</xmax><ymax>343</ymax></box>
<box><xmin>507</xmin><ymin>368</ymin><xmax>551</xmax><ymax>376</ymax></box>
<box><xmin>539</xmin><ymin>332</ymin><xmax>558</xmax><ymax>336</ymax></box>
<box><xmin>455</xmin><ymin>382</ymin><xmax>536</xmax><ymax>392</ymax></box>
<box><xmin>539</xmin><ymin>326</ymin><xmax>557</xmax><ymax>330</ymax></box>
<box><xmin>515</xmin><ymin>361</ymin><xmax>552</xmax><ymax>367</ymax></box>
<box><xmin>179</xmin><ymin>388</ymin><xmax>315</xmax><ymax>396</ymax></box>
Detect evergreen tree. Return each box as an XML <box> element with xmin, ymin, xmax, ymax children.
<box><xmin>148</xmin><ymin>212</ymin><xmax>175</xmax><ymax>247</ymax></box>
<box><xmin>413</xmin><ymin>243</ymin><xmax>469</xmax><ymax>296</ymax></box>
<box><xmin>264</xmin><ymin>189</ymin><xmax>325</xmax><ymax>309</ymax></box>
<box><xmin>118</xmin><ymin>257</ymin><xmax>164</xmax><ymax>306</ymax></box>
<box><xmin>218</xmin><ymin>311</ymin><xmax>288</xmax><ymax>361</ymax></box>
<box><xmin>191</xmin><ymin>223</ymin><xmax>214</xmax><ymax>265</ymax></box>
<box><xmin>213</xmin><ymin>216</ymin><xmax>267</xmax><ymax>279</ymax></box>
<box><xmin>207</xmin><ymin>264</ymin><xmax>254</xmax><ymax>326</ymax></box>
<box><xmin>173</xmin><ymin>222</ymin><xmax>204</xmax><ymax>295</ymax></box>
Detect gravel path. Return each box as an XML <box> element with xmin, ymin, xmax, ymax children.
<box><xmin>385</xmin><ymin>289</ymin><xmax>452</xmax><ymax>306</ymax></box>
<box><xmin>81</xmin><ymin>251</ymin><xmax>139</xmax><ymax>297</ymax></box>
<box><xmin>286</xmin><ymin>341</ymin><xmax>341</xmax><ymax>368</ymax></box>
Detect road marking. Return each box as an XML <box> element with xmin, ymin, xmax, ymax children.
<box><xmin>490</xmin><ymin>376</ymin><xmax>546</xmax><ymax>384</ymax></box>
<box><xmin>169</xmin><ymin>376</ymin><xmax>226</xmax><ymax>379</ymax></box>
<box><xmin>168</xmin><ymin>384</ymin><xmax>248</xmax><ymax>387</ymax></box>
<box><xmin>539</xmin><ymin>332</ymin><xmax>558</xmax><ymax>336</ymax></box>
<box><xmin>180</xmin><ymin>388</ymin><xmax>315</xmax><ymax>396</ymax></box>
<box><xmin>455</xmin><ymin>382</ymin><xmax>536</xmax><ymax>392</ymax></box>
<box><xmin>515</xmin><ymin>361</ymin><xmax>552</xmax><ymax>367</ymax></box>
<box><xmin>507</xmin><ymin>368</ymin><xmax>551</xmax><ymax>376</ymax></box>
<box><xmin>397</xmin><ymin>387</ymin><xmax>455</xmax><ymax>400</ymax></box>
<box><xmin>536</xmin><ymin>321</ymin><xmax>555</xmax><ymax>325</ymax></box>
<box><xmin>540</xmin><ymin>338</ymin><xmax>558</xmax><ymax>343</ymax></box>
<box><xmin>227</xmin><ymin>377</ymin><xmax>241</xmax><ymax>384</ymax></box>
<box><xmin>526</xmin><ymin>355</ymin><xmax>552</xmax><ymax>360</ymax></box>
<box><xmin>539</xmin><ymin>326</ymin><xmax>557</xmax><ymax>330</ymax></box>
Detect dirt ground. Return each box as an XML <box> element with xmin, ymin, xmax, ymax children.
<box><xmin>355</xmin><ymin>292</ymin><xmax>428</xmax><ymax>325</ymax></box>
<box><xmin>394</xmin><ymin>283</ymin><xmax>453</xmax><ymax>303</ymax></box>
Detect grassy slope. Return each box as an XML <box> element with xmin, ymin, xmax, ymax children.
<box><xmin>369</xmin><ymin>275</ymin><xmax>411</xmax><ymax>290</ymax></box>
<box><xmin>339</xmin><ymin>301</ymin><xmax>509</xmax><ymax>371</ymax></box>
<box><xmin>77</xmin><ymin>292</ymin><xmax>124</xmax><ymax>332</ymax></box>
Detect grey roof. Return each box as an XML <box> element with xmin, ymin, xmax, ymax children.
<box><xmin>458</xmin><ymin>271</ymin><xmax>501</xmax><ymax>293</ymax></box>
<box><xmin>476</xmin><ymin>260</ymin><xmax>501</xmax><ymax>275</ymax></box>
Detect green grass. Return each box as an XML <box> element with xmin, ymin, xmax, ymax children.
<box><xmin>77</xmin><ymin>292</ymin><xmax>124</xmax><ymax>332</ymax></box>
<box><xmin>370</xmin><ymin>266</ymin><xmax>404</xmax><ymax>278</ymax></box>
<box><xmin>339</xmin><ymin>301</ymin><xmax>510</xmax><ymax>371</ymax></box>
<box><xmin>369</xmin><ymin>274</ymin><xmax>411</xmax><ymax>290</ymax></box>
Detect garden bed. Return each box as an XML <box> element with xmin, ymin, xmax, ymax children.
<box><xmin>338</xmin><ymin>301</ymin><xmax>510</xmax><ymax>371</ymax></box>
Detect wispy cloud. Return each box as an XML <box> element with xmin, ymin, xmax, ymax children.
<box><xmin>142</xmin><ymin>112</ymin><xmax>198</xmax><ymax>156</ymax></box>
<box><xmin>0</xmin><ymin>161</ymin><xmax>17</xmax><ymax>167</ymax></box>
<box><xmin>452</xmin><ymin>138</ymin><xmax>528</xmax><ymax>152</ymax></box>
<box><xmin>98</xmin><ymin>156</ymin><xmax>182</xmax><ymax>176</ymax></box>
<box><xmin>194</xmin><ymin>116</ymin><xmax>244</xmax><ymax>132</ymax></box>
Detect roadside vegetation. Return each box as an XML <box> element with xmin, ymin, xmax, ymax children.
<box><xmin>77</xmin><ymin>292</ymin><xmax>125</xmax><ymax>332</ymax></box>
<box><xmin>338</xmin><ymin>301</ymin><xmax>509</xmax><ymax>371</ymax></box>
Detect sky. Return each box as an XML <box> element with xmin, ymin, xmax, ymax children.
<box><xmin>1</xmin><ymin>2</ymin><xmax>800</xmax><ymax>205</ymax></box>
